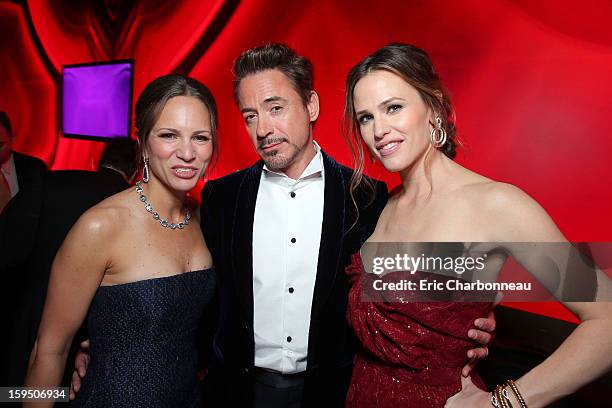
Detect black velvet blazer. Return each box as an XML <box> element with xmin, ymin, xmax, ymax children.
<box><xmin>200</xmin><ymin>150</ymin><xmax>388</xmax><ymax>407</ymax></box>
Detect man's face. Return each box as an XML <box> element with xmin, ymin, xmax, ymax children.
<box><xmin>237</xmin><ymin>69</ymin><xmax>319</xmax><ymax>173</ymax></box>
<box><xmin>0</xmin><ymin>125</ymin><xmax>12</xmax><ymax>165</ymax></box>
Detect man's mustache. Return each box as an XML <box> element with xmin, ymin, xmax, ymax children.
<box><xmin>258</xmin><ymin>137</ymin><xmax>288</xmax><ymax>150</ymax></box>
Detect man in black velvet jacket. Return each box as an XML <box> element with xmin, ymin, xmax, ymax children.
<box><xmin>199</xmin><ymin>44</ymin><xmax>494</xmax><ymax>408</ymax></box>
<box><xmin>199</xmin><ymin>44</ymin><xmax>387</xmax><ymax>407</ymax></box>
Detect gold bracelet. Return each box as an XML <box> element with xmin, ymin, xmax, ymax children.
<box><xmin>501</xmin><ymin>386</ymin><xmax>514</xmax><ymax>408</ymax></box>
<box><xmin>491</xmin><ymin>383</ymin><xmax>517</xmax><ymax>408</ymax></box>
<box><xmin>506</xmin><ymin>379</ymin><xmax>528</xmax><ymax>408</ymax></box>
<box><xmin>498</xmin><ymin>384</ymin><xmax>514</xmax><ymax>408</ymax></box>
<box><xmin>495</xmin><ymin>385</ymin><xmax>508</xmax><ymax>408</ymax></box>
<box><xmin>491</xmin><ymin>389</ymin><xmax>500</xmax><ymax>407</ymax></box>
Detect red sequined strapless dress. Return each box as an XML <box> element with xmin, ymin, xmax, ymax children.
<box><xmin>345</xmin><ymin>253</ymin><xmax>493</xmax><ymax>408</ymax></box>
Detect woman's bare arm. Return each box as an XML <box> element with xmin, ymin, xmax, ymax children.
<box><xmin>24</xmin><ymin>208</ymin><xmax>112</xmax><ymax>407</ymax></box>
<box><xmin>490</xmin><ymin>184</ymin><xmax>612</xmax><ymax>406</ymax></box>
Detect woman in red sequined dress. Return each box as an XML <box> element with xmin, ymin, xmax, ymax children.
<box><xmin>342</xmin><ymin>44</ymin><xmax>612</xmax><ymax>407</ymax></box>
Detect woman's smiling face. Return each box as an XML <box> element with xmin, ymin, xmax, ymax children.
<box><xmin>353</xmin><ymin>69</ymin><xmax>434</xmax><ymax>173</ymax></box>
<box><xmin>144</xmin><ymin>95</ymin><xmax>213</xmax><ymax>192</ymax></box>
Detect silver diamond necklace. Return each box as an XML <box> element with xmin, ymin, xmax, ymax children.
<box><xmin>135</xmin><ymin>180</ymin><xmax>191</xmax><ymax>230</ymax></box>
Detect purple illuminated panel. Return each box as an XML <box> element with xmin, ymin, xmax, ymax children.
<box><xmin>62</xmin><ymin>61</ymin><xmax>133</xmax><ymax>139</ymax></box>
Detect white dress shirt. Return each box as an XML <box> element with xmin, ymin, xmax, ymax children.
<box><xmin>1</xmin><ymin>154</ymin><xmax>19</xmax><ymax>197</ymax></box>
<box><xmin>252</xmin><ymin>142</ymin><xmax>325</xmax><ymax>374</ymax></box>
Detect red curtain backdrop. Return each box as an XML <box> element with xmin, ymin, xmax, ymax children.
<box><xmin>2</xmin><ymin>0</ymin><xmax>612</xmax><ymax>322</ymax></box>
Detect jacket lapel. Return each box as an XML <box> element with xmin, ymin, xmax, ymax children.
<box><xmin>230</xmin><ymin>162</ymin><xmax>263</xmax><ymax>322</ymax></box>
<box><xmin>231</xmin><ymin>153</ymin><xmax>347</xmax><ymax>321</ymax></box>
<box><xmin>310</xmin><ymin>152</ymin><xmax>346</xmax><ymax>319</ymax></box>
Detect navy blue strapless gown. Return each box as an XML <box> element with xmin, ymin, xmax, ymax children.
<box><xmin>71</xmin><ymin>268</ymin><xmax>215</xmax><ymax>408</ymax></box>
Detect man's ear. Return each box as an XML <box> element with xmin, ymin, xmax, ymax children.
<box><xmin>306</xmin><ymin>90</ymin><xmax>320</xmax><ymax>123</ymax></box>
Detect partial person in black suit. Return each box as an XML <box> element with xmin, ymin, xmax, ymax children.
<box><xmin>0</xmin><ymin>110</ymin><xmax>48</xmax><ymax>213</ymax></box>
<box><xmin>0</xmin><ymin>138</ymin><xmax>137</xmax><ymax>387</ymax></box>
<box><xmin>198</xmin><ymin>44</ymin><xmax>494</xmax><ymax>408</ymax></box>
<box><xmin>0</xmin><ymin>110</ymin><xmax>47</xmax><ymax>239</ymax></box>
<box><xmin>1</xmin><ymin>110</ymin><xmax>48</xmax><ymax>386</ymax></box>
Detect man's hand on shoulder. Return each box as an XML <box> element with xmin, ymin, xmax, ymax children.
<box><xmin>69</xmin><ymin>340</ymin><xmax>90</xmax><ymax>400</ymax></box>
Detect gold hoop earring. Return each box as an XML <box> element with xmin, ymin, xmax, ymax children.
<box><xmin>430</xmin><ymin>116</ymin><xmax>447</xmax><ymax>148</ymax></box>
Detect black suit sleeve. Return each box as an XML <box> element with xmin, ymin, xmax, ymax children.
<box><xmin>373</xmin><ymin>180</ymin><xmax>389</xmax><ymax>216</ymax></box>
<box><xmin>0</xmin><ymin>159</ymin><xmax>46</xmax><ymax>384</ymax></box>
<box><xmin>197</xmin><ymin>180</ymin><xmax>220</xmax><ymax>371</ymax></box>
<box><xmin>200</xmin><ymin>180</ymin><xmax>216</xmax><ymax>253</ymax></box>
<box><xmin>0</xmin><ymin>192</ymin><xmax>36</xmax><ymax>270</ymax></box>
<box><xmin>0</xmin><ymin>162</ymin><xmax>46</xmax><ymax>300</ymax></box>
<box><xmin>358</xmin><ymin>179</ymin><xmax>388</xmax><ymax>242</ymax></box>
<box><xmin>0</xmin><ymin>158</ymin><xmax>47</xmax><ymax>271</ymax></box>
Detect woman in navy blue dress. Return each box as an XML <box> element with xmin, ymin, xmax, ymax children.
<box><xmin>24</xmin><ymin>75</ymin><xmax>217</xmax><ymax>407</ymax></box>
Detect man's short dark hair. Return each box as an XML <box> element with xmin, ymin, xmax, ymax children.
<box><xmin>232</xmin><ymin>43</ymin><xmax>314</xmax><ymax>105</ymax></box>
<box><xmin>99</xmin><ymin>138</ymin><xmax>138</xmax><ymax>180</ymax></box>
<box><xmin>0</xmin><ymin>110</ymin><xmax>13</xmax><ymax>137</ymax></box>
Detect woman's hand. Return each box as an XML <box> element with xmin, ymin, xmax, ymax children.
<box><xmin>445</xmin><ymin>376</ymin><xmax>490</xmax><ymax>408</ymax></box>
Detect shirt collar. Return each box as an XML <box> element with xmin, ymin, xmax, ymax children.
<box><xmin>263</xmin><ymin>141</ymin><xmax>324</xmax><ymax>181</ymax></box>
<box><xmin>1</xmin><ymin>154</ymin><xmax>15</xmax><ymax>176</ymax></box>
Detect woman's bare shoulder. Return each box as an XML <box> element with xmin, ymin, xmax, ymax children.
<box><xmin>74</xmin><ymin>188</ymin><xmax>136</xmax><ymax>238</ymax></box>
<box><xmin>467</xmin><ymin>180</ymin><xmax>564</xmax><ymax>241</ymax></box>
<box><xmin>459</xmin><ymin>180</ymin><xmax>545</xmax><ymax>221</ymax></box>
<box><xmin>472</xmin><ymin>181</ymin><xmax>535</xmax><ymax>209</ymax></box>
